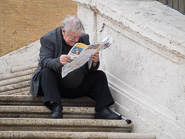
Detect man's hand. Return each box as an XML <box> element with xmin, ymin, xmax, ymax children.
<box><xmin>60</xmin><ymin>55</ymin><xmax>71</xmax><ymax>65</ymax></box>
<box><xmin>90</xmin><ymin>52</ymin><xmax>99</xmax><ymax>67</ymax></box>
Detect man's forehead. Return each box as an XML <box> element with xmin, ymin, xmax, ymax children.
<box><xmin>67</xmin><ymin>31</ymin><xmax>81</xmax><ymax>36</ymax></box>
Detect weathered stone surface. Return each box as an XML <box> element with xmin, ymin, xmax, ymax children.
<box><xmin>0</xmin><ymin>81</ymin><xmax>30</xmax><ymax>92</ymax></box>
<box><xmin>0</xmin><ymin>95</ymin><xmax>95</xmax><ymax>106</ymax></box>
<box><xmin>0</xmin><ymin>106</ymin><xmax>94</xmax><ymax>114</ymax></box>
<box><xmin>0</xmin><ymin>68</ymin><xmax>35</xmax><ymax>81</ymax></box>
<box><xmin>0</xmin><ymin>87</ymin><xmax>29</xmax><ymax>95</ymax></box>
<box><xmin>75</xmin><ymin>0</ymin><xmax>185</xmax><ymax>62</ymax></box>
<box><xmin>12</xmin><ymin>91</ymin><xmax>30</xmax><ymax>96</ymax></box>
<box><xmin>0</xmin><ymin>106</ymin><xmax>95</xmax><ymax>119</ymax></box>
<box><xmin>0</xmin><ymin>131</ymin><xmax>156</xmax><ymax>139</ymax></box>
<box><xmin>74</xmin><ymin>0</ymin><xmax>185</xmax><ymax>138</ymax></box>
<box><xmin>0</xmin><ymin>74</ymin><xmax>32</xmax><ymax>87</ymax></box>
<box><xmin>0</xmin><ymin>118</ymin><xmax>132</xmax><ymax>132</ymax></box>
<box><xmin>11</xmin><ymin>63</ymin><xmax>38</xmax><ymax>73</ymax></box>
<box><xmin>0</xmin><ymin>41</ymin><xmax>40</xmax><ymax>74</ymax></box>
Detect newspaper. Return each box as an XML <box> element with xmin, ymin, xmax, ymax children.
<box><xmin>61</xmin><ymin>36</ymin><xmax>113</xmax><ymax>78</ymax></box>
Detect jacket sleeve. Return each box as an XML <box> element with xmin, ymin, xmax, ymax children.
<box><xmin>89</xmin><ymin>60</ymin><xmax>100</xmax><ymax>71</ymax></box>
<box><xmin>39</xmin><ymin>36</ymin><xmax>62</xmax><ymax>72</ymax></box>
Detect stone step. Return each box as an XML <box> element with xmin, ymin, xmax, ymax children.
<box><xmin>0</xmin><ymin>68</ymin><xmax>35</xmax><ymax>81</ymax></box>
<box><xmin>0</xmin><ymin>131</ymin><xmax>156</xmax><ymax>139</ymax></box>
<box><xmin>0</xmin><ymin>87</ymin><xmax>30</xmax><ymax>95</ymax></box>
<box><xmin>0</xmin><ymin>80</ymin><xmax>30</xmax><ymax>92</ymax></box>
<box><xmin>10</xmin><ymin>91</ymin><xmax>30</xmax><ymax>95</ymax></box>
<box><xmin>0</xmin><ymin>118</ymin><xmax>132</xmax><ymax>132</ymax></box>
<box><xmin>0</xmin><ymin>106</ymin><xmax>95</xmax><ymax>119</ymax></box>
<box><xmin>11</xmin><ymin>63</ymin><xmax>38</xmax><ymax>73</ymax></box>
<box><xmin>0</xmin><ymin>95</ymin><xmax>95</xmax><ymax>106</ymax></box>
<box><xmin>0</xmin><ymin>74</ymin><xmax>32</xmax><ymax>87</ymax></box>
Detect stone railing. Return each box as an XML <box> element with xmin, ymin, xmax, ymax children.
<box><xmin>0</xmin><ymin>63</ymin><xmax>38</xmax><ymax>95</ymax></box>
<box><xmin>0</xmin><ymin>41</ymin><xmax>40</xmax><ymax>95</ymax></box>
<box><xmin>0</xmin><ymin>40</ymin><xmax>40</xmax><ymax>74</ymax></box>
<box><xmin>73</xmin><ymin>0</ymin><xmax>185</xmax><ymax>139</ymax></box>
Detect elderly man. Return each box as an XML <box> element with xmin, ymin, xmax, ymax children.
<box><xmin>30</xmin><ymin>15</ymin><xmax>120</xmax><ymax>119</ymax></box>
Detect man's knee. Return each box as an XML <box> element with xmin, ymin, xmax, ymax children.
<box><xmin>95</xmin><ymin>70</ymin><xmax>106</xmax><ymax>78</ymax></box>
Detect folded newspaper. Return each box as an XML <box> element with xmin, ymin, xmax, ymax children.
<box><xmin>61</xmin><ymin>36</ymin><xmax>113</xmax><ymax>78</ymax></box>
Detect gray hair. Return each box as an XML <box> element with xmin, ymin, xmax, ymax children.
<box><xmin>61</xmin><ymin>15</ymin><xmax>85</xmax><ymax>35</ymax></box>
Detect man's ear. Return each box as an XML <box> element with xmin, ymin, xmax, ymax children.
<box><xmin>61</xmin><ymin>29</ymin><xmax>65</xmax><ymax>36</ymax></box>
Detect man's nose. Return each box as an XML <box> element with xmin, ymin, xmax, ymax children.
<box><xmin>75</xmin><ymin>37</ymin><xmax>79</xmax><ymax>42</ymax></box>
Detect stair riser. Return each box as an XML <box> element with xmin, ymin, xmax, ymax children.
<box><xmin>0</xmin><ymin>114</ymin><xmax>94</xmax><ymax>119</ymax></box>
<box><xmin>0</xmin><ymin>88</ymin><xmax>30</xmax><ymax>95</ymax></box>
<box><xmin>0</xmin><ymin>92</ymin><xmax>30</xmax><ymax>95</ymax></box>
<box><xmin>0</xmin><ymin>102</ymin><xmax>43</xmax><ymax>106</ymax></box>
<box><xmin>0</xmin><ymin>102</ymin><xmax>95</xmax><ymax>107</ymax></box>
<box><xmin>11</xmin><ymin>63</ymin><xmax>38</xmax><ymax>73</ymax></box>
<box><xmin>0</xmin><ymin>105</ymin><xmax>95</xmax><ymax>118</ymax></box>
<box><xmin>0</xmin><ymin>118</ymin><xmax>132</xmax><ymax>132</ymax></box>
<box><xmin>0</xmin><ymin>75</ymin><xmax>32</xmax><ymax>87</ymax></box>
<box><xmin>0</xmin><ymin>126</ymin><xmax>130</xmax><ymax>132</ymax></box>
<box><xmin>0</xmin><ymin>132</ymin><xmax>156</xmax><ymax>139</ymax></box>
<box><xmin>0</xmin><ymin>68</ymin><xmax>35</xmax><ymax>81</ymax></box>
<box><xmin>0</xmin><ymin>96</ymin><xmax>95</xmax><ymax>106</ymax></box>
<box><xmin>0</xmin><ymin>81</ymin><xmax>30</xmax><ymax>92</ymax></box>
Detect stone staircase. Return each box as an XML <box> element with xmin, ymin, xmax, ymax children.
<box><xmin>0</xmin><ymin>64</ymin><xmax>156</xmax><ymax>139</ymax></box>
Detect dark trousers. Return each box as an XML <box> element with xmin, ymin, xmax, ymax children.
<box><xmin>39</xmin><ymin>68</ymin><xmax>115</xmax><ymax>111</ymax></box>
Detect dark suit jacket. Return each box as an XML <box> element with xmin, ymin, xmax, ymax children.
<box><xmin>30</xmin><ymin>27</ymin><xmax>98</xmax><ymax>97</ymax></box>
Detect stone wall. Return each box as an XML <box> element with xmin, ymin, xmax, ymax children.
<box><xmin>0</xmin><ymin>0</ymin><xmax>77</xmax><ymax>56</ymax></box>
<box><xmin>74</xmin><ymin>0</ymin><xmax>185</xmax><ymax>139</ymax></box>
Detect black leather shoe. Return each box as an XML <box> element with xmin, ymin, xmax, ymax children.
<box><xmin>51</xmin><ymin>103</ymin><xmax>63</xmax><ymax>118</ymax></box>
<box><xmin>95</xmin><ymin>107</ymin><xmax>121</xmax><ymax>120</ymax></box>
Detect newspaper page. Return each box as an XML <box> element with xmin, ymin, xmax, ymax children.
<box><xmin>61</xmin><ymin>36</ymin><xmax>113</xmax><ymax>78</ymax></box>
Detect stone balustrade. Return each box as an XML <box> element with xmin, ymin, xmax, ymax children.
<box><xmin>0</xmin><ymin>40</ymin><xmax>40</xmax><ymax>74</ymax></box>
<box><xmin>73</xmin><ymin>0</ymin><xmax>185</xmax><ymax>139</ymax></box>
<box><xmin>0</xmin><ymin>41</ymin><xmax>38</xmax><ymax>95</ymax></box>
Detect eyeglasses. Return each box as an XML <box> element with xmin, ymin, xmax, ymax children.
<box><xmin>65</xmin><ymin>31</ymin><xmax>81</xmax><ymax>40</ymax></box>
<box><xmin>69</xmin><ymin>35</ymin><xmax>80</xmax><ymax>40</ymax></box>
